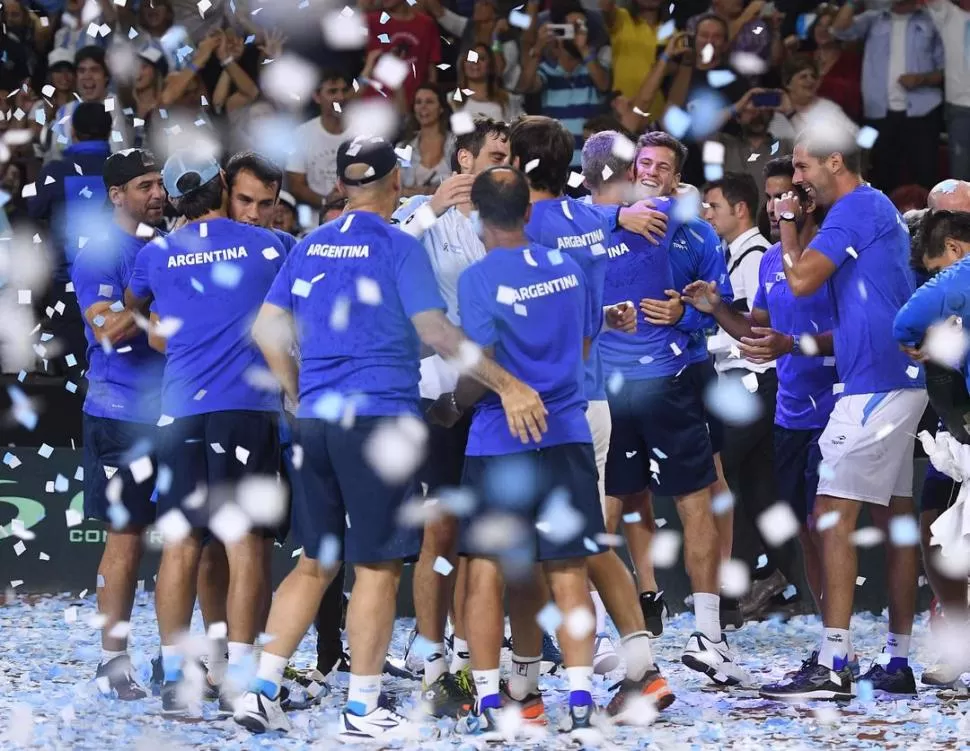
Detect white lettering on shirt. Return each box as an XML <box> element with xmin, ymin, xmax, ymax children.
<box><xmin>306</xmin><ymin>244</ymin><xmax>370</xmax><ymax>258</ymax></box>
<box><xmin>513</xmin><ymin>273</ymin><xmax>580</xmax><ymax>301</ymax></box>
<box><xmin>555</xmin><ymin>229</ymin><xmax>605</xmax><ymax>249</ymax></box>
<box><xmin>167</xmin><ymin>247</ymin><xmax>249</xmax><ymax>268</ymax></box>
<box><xmin>607</xmin><ymin>242</ymin><xmax>630</xmax><ymax>259</ymax></box>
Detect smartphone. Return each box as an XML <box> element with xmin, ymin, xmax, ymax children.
<box><xmin>684</xmin><ymin>32</ymin><xmax>695</xmax><ymax>50</ymax></box>
<box><xmin>752</xmin><ymin>90</ymin><xmax>783</xmax><ymax>108</ymax></box>
<box><xmin>547</xmin><ymin>23</ymin><xmax>575</xmax><ymax>40</ymax></box>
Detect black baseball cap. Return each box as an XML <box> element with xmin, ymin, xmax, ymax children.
<box><xmin>103</xmin><ymin>148</ymin><xmax>161</xmax><ymax>189</ymax></box>
<box><xmin>336</xmin><ymin>136</ymin><xmax>399</xmax><ymax>187</ymax></box>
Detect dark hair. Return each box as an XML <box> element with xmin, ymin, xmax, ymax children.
<box><xmin>908</xmin><ymin>209</ymin><xmax>929</xmax><ymax>272</ymax></box>
<box><xmin>703</xmin><ymin>173</ymin><xmax>760</xmax><ymax>220</ymax></box>
<box><xmin>583</xmin><ymin>113</ymin><xmax>627</xmax><ymax>136</ymax></box>
<box><xmin>471</xmin><ymin>166</ymin><xmax>530</xmax><ymax>230</ymax></box>
<box><xmin>75</xmin><ymin>45</ymin><xmax>109</xmax><ymax>77</ymax></box>
<box><xmin>171</xmin><ymin>175</ymin><xmax>224</xmax><ymax>220</ymax></box>
<box><xmin>451</xmin><ymin>116</ymin><xmax>509</xmax><ymax>172</ymax></box>
<box><xmin>72</xmin><ymin>102</ymin><xmax>111</xmax><ymax>141</ymax></box>
<box><xmin>405</xmin><ymin>83</ymin><xmax>450</xmax><ymax>142</ymax></box>
<box><xmin>693</xmin><ymin>13</ymin><xmax>729</xmax><ymax>39</ymax></box>
<box><xmin>919</xmin><ymin>210</ymin><xmax>970</xmax><ymax>262</ymax></box>
<box><xmin>635</xmin><ymin>131</ymin><xmax>688</xmax><ymax>173</ymax></box>
<box><xmin>457</xmin><ymin>43</ymin><xmax>508</xmax><ymax>111</ymax></box>
<box><xmin>796</xmin><ymin>129</ymin><xmax>863</xmax><ymax>175</ymax></box>
<box><xmin>782</xmin><ymin>55</ymin><xmax>818</xmax><ymax>88</ymax></box>
<box><xmin>549</xmin><ymin>1</ymin><xmax>586</xmax><ymax>23</ymax></box>
<box><xmin>226</xmin><ymin>151</ymin><xmax>283</xmax><ymax>196</ymax></box>
<box><xmin>763</xmin><ymin>156</ymin><xmax>795</xmax><ymax>182</ymax></box>
<box><xmin>509</xmin><ymin>115</ymin><xmax>574</xmax><ymax>195</ymax></box>
<box><xmin>318</xmin><ymin>68</ymin><xmax>353</xmax><ymax>88</ymax></box>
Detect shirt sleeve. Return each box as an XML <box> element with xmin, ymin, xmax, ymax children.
<box><xmin>456</xmin><ymin>264</ymin><xmax>497</xmax><ymax>347</ymax></box>
<box><xmin>807</xmin><ymin>202</ymin><xmax>860</xmax><ymax>271</ymax></box>
<box><xmin>264</xmin><ymin>250</ymin><xmax>295</xmax><ymax>311</ymax></box>
<box><xmin>396</xmin><ymin>234</ymin><xmax>447</xmax><ymax>317</ymax></box>
<box><xmin>71</xmin><ymin>249</ymin><xmax>118</xmax><ymax>316</ymax></box>
<box><xmin>830</xmin><ymin>10</ymin><xmax>876</xmax><ymax>42</ymax></box>
<box><xmin>675</xmin><ymin>225</ymin><xmax>734</xmax><ymax>334</ymax></box>
<box><xmin>127</xmin><ymin>240</ymin><xmax>156</xmax><ymax>300</ymax></box>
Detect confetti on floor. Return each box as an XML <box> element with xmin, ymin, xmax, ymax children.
<box><xmin>1</xmin><ymin>593</ymin><xmax>969</xmax><ymax>749</ymax></box>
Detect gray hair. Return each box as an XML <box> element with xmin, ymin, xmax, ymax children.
<box><xmin>581</xmin><ymin>130</ymin><xmax>633</xmax><ymax>191</ymax></box>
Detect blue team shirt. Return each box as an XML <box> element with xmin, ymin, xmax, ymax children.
<box><xmin>809</xmin><ymin>185</ymin><xmax>924</xmax><ymax>394</ymax></box>
<box><xmin>525</xmin><ymin>197</ymin><xmax>612</xmax><ymax>401</ymax></box>
<box><xmin>458</xmin><ymin>243</ymin><xmax>595</xmax><ymax>456</ymax></box>
<box><xmin>272</xmin><ymin>228</ymin><xmax>298</xmax><ymax>255</ymax></box>
<box><xmin>71</xmin><ymin>224</ymin><xmax>165</xmax><ymax>424</ymax></box>
<box><xmin>893</xmin><ymin>254</ymin><xmax>970</xmax><ymax>345</ymax></box>
<box><xmin>752</xmin><ymin>243</ymin><xmax>838</xmax><ymax>430</ymax></box>
<box><xmin>599</xmin><ymin>198</ymin><xmax>690</xmax><ymax>380</ymax></box>
<box><xmin>128</xmin><ymin>217</ymin><xmax>285</xmax><ymax>418</ymax></box>
<box><xmin>264</xmin><ymin>211</ymin><xmax>446</xmax><ymax>419</ymax></box>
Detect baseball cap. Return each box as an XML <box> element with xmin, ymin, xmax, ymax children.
<box><xmin>162</xmin><ymin>151</ymin><xmax>221</xmax><ymax>198</ymax></box>
<box><xmin>336</xmin><ymin>136</ymin><xmax>399</xmax><ymax>187</ymax></box>
<box><xmin>48</xmin><ymin>48</ymin><xmax>75</xmax><ymax>70</ymax></box>
<box><xmin>138</xmin><ymin>45</ymin><xmax>170</xmax><ymax>79</ymax></box>
<box><xmin>104</xmin><ymin>148</ymin><xmax>161</xmax><ymax>189</ymax></box>
<box><xmin>277</xmin><ymin>190</ymin><xmax>297</xmax><ymax>212</ymax></box>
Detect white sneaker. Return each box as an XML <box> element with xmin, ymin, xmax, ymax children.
<box><xmin>233</xmin><ymin>690</ymin><xmax>291</xmax><ymax>734</ymax></box>
<box><xmin>338</xmin><ymin>705</ymin><xmax>435</xmax><ymax>743</ymax></box>
<box><xmin>593</xmin><ymin>633</ymin><xmax>619</xmax><ymax>675</ymax></box>
<box><xmin>681</xmin><ymin>631</ymin><xmax>751</xmax><ymax>687</ymax></box>
<box><xmin>922</xmin><ymin>662</ymin><xmax>966</xmax><ymax>687</ymax></box>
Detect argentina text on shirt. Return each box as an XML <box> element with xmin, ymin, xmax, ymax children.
<box><xmin>513</xmin><ymin>273</ymin><xmax>580</xmax><ymax>302</ymax></box>
<box><xmin>307</xmin><ymin>243</ymin><xmax>370</xmax><ymax>258</ymax></box>
<box><xmin>556</xmin><ymin>228</ymin><xmax>605</xmax><ymax>248</ymax></box>
<box><xmin>167</xmin><ymin>247</ymin><xmax>249</xmax><ymax>268</ymax></box>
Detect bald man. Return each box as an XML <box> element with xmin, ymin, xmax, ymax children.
<box><xmin>927</xmin><ymin>179</ymin><xmax>970</xmax><ymax>213</ymax></box>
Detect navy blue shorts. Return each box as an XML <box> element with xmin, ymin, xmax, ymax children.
<box><xmin>685</xmin><ymin>359</ymin><xmax>725</xmax><ymax>454</ymax></box>
<box><xmin>605</xmin><ymin>374</ymin><xmax>716</xmax><ymax>497</ymax></box>
<box><xmin>459</xmin><ymin>443</ymin><xmax>605</xmax><ymax>562</ymax></box>
<box><xmin>82</xmin><ymin>415</ymin><xmax>158</xmax><ymax>527</ymax></box>
<box><xmin>156</xmin><ymin>410</ymin><xmax>280</xmax><ymax>530</ymax></box>
<box><xmin>773</xmin><ymin>425</ymin><xmax>823</xmax><ymax>524</ymax></box>
<box><xmin>293</xmin><ymin>417</ymin><xmax>423</xmax><ymax>565</ymax></box>
<box><xmin>418</xmin><ymin>398</ymin><xmax>471</xmax><ymax>493</ymax></box>
<box><xmin>920</xmin><ymin>463</ymin><xmax>960</xmax><ymax>513</ymax></box>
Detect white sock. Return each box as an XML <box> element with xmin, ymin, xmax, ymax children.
<box><xmin>209</xmin><ymin>637</ymin><xmax>228</xmax><ymax>684</ymax></box>
<box><xmin>101</xmin><ymin>648</ymin><xmax>127</xmax><ymax>664</ymax></box>
<box><xmin>620</xmin><ymin>632</ymin><xmax>655</xmax><ymax>682</ymax></box>
<box><xmin>693</xmin><ymin>592</ymin><xmax>721</xmax><ymax>641</ymax></box>
<box><xmin>161</xmin><ymin>644</ymin><xmax>182</xmax><ymax>680</ymax></box>
<box><xmin>450</xmin><ymin>637</ymin><xmax>470</xmax><ymax>673</ymax></box>
<box><xmin>424</xmin><ymin>642</ymin><xmax>447</xmax><ymax>685</ymax></box>
<box><xmin>228</xmin><ymin>641</ymin><xmax>253</xmax><ymax>667</ymax></box>
<box><xmin>508</xmin><ymin>653</ymin><xmax>541</xmax><ymax>701</ymax></box>
<box><xmin>472</xmin><ymin>668</ymin><xmax>500</xmax><ymax>700</ymax></box>
<box><xmin>566</xmin><ymin>665</ymin><xmax>593</xmax><ymax>698</ymax></box>
<box><xmin>254</xmin><ymin>651</ymin><xmax>288</xmax><ymax>698</ymax></box>
<box><xmin>819</xmin><ymin>633</ymin><xmax>856</xmax><ymax>662</ymax></box>
<box><xmin>347</xmin><ymin>674</ymin><xmax>381</xmax><ymax>716</ymax></box>
<box><xmin>887</xmin><ymin>632</ymin><xmax>911</xmax><ymax>659</ymax></box>
<box><xmin>591</xmin><ymin>590</ymin><xmax>608</xmax><ymax>634</ymax></box>
<box><xmin>818</xmin><ymin>628</ymin><xmax>850</xmax><ymax>669</ymax></box>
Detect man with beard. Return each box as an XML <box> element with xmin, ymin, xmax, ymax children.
<box><xmin>70</xmin><ymin>148</ymin><xmax>167</xmax><ymax>700</ymax></box>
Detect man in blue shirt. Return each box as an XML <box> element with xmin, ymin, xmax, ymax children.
<box><xmin>226</xmin><ymin>151</ymin><xmax>299</xmax><ymax>254</ymax></box>
<box><xmin>759</xmin><ymin>130</ymin><xmax>928</xmax><ymax>701</ymax></box>
<box><xmin>125</xmin><ymin>151</ymin><xmax>287</xmax><ymax>717</ymax></box>
<box><xmin>584</xmin><ymin>129</ymin><xmax>749</xmax><ymax>690</ymax></box>
<box><xmin>71</xmin><ymin>148</ymin><xmax>166</xmax><ymax>702</ymax></box>
<box><xmin>234</xmin><ymin>137</ymin><xmax>546</xmax><ymax>742</ymax></box>
<box><xmin>29</xmin><ymin>102</ymin><xmax>113</xmax><ymax>378</ymax></box>
<box><xmin>446</xmin><ymin>165</ymin><xmax>604</xmax><ymax>742</ymax></box>
<box><xmin>628</xmin><ymin>131</ymin><xmax>737</xmax><ymax>636</ymax></box>
<box><xmin>683</xmin><ymin>157</ymin><xmax>839</xmax><ymax>663</ymax></box>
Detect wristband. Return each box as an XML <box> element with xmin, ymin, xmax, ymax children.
<box><xmin>659</xmin><ymin>52</ymin><xmax>670</xmax><ymax>63</ymax></box>
<box><xmin>188</xmin><ymin>61</ymin><xmax>200</xmax><ymax>74</ymax></box>
<box><xmin>221</xmin><ymin>56</ymin><xmax>235</xmax><ymax>67</ymax></box>
<box><xmin>789</xmin><ymin>334</ymin><xmax>800</xmax><ymax>355</ymax></box>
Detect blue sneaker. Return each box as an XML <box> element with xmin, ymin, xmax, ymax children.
<box><xmin>541</xmin><ymin>633</ymin><xmax>562</xmax><ymax>676</ymax></box>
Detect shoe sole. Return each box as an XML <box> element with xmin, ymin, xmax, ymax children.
<box><xmin>235</xmin><ymin>715</ymin><xmax>270</xmax><ymax>734</ymax></box>
<box><xmin>681</xmin><ymin>654</ymin><xmax>742</xmax><ymax>687</ymax></box>
<box><xmin>759</xmin><ymin>689</ymin><xmax>854</xmax><ymax>701</ymax></box>
<box><xmin>593</xmin><ymin>655</ymin><xmax>620</xmax><ymax>675</ymax></box>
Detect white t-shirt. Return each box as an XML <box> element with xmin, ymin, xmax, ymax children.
<box><xmin>285</xmin><ymin>118</ymin><xmax>346</xmax><ymax>199</ymax></box>
<box><xmin>887</xmin><ymin>13</ymin><xmax>910</xmax><ymax>112</ymax></box>
<box><xmin>925</xmin><ymin>0</ymin><xmax>970</xmax><ymax>107</ymax></box>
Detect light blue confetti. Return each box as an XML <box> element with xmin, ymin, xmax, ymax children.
<box><xmin>583</xmin><ymin>536</ymin><xmax>599</xmax><ymax>552</ymax></box>
<box><xmin>857</xmin><ymin>678</ymin><xmax>874</xmax><ymax>702</ymax></box>
<box><xmin>536</xmin><ymin>488</ymin><xmax>583</xmax><ymax>545</ymax></box>
<box><xmin>378</xmin><ymin>33</ymin><xmax>390</xmax><ymax>44</ymax></box>
<box><xmin>704</xmin><ymin>163</ymin><xmax>724</xmax><ymax>181</ymax></box>
<box><xmin>536</xmin><ymin>601</ymin><xmax>562</xmax><ymax>634</ymax></box>
<box><xmin>212</xmin><ymin>262</ymin><xmax>242</xmax><ymax>288</ymax></box>
<box><xmin>707</xmin><ymin>69</ymin><xmax>736</xmax><ymax>88</ymax></box>
<box><xmin>607</xmin><ymin>371</ymin><xmax>624</xmax><ymax>395</ymax></box>
<box><xmin>3</xmin><ymin>451</ymin><xmax>18</xmax><ymax>467</ymax></box>
<box><xmin>190</xmin><ymin>277</ymin><xmax>204</xmax><ymax>293</ymax></box>
<box><xmin>109</xmin><ymin>300</ymin><xmax>124</xmax><ymax>313</ymax></box>
<box><xmin>662</xmin><ymin>106</ymin><xmax>691</xmax><ymax>139</ymax></box>
<box><xmin>856</xmin><ymin>125</ymin><xmax>879</xmax><ymax>150</ymax></box>
<box><xmin>889</xmin><ymin>515</ymin><xmax>919</xmax><ymax>546</ymax></box>
<box><xmin>317</xmin><ymin>534</ymin><xmax>340</xmax><ymax>567</ymax></box>
<box><xmin>770</xmin><ymin>141</ymin><xmax>780</xmax><ymax>155</ymax></box>
<box><xmin>92</xmin><ymin>314</ymin><xmax>106</xmax><ymax>327</ymax></box>
<box><xmin>623</xmin><ymin>511</ymin><xmax>642</xmax><ymax>523</ymax></box>
<box><xmin>312</xmin><ymin>392</ymin><xmax>345</xmax><ymax>421</ymax></box>
<box><xmin>757</xmin><ymin>553</ymin><xmax>768</xmax><ymax>569</ymax></box>
<box><xmin>156</xmin><ymin>465</ymin><xmax>173</xmax><ymax>495</ymax></box>
<box><xmin>547</xmin><ymin>249</ymin><xmax>564</xmax><ymax>265</ymax></box>
<box><xmin>108</xmin><ymin>503</ymin><xmax>130</xmax><ymax>530</ymax></box>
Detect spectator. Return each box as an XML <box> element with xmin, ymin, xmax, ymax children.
<box><xmin>831</xmin><ymin>0</ymin><xmax>944</xmax><ymax>191</ymax></box>
<box><xmin>600</xmin><ymin>0</ymin><xmax>665</xmax><ymax>117</ymax></box>
<box><xmin>285</xmin><ymin>68</ymin><xmax>351</xmax><ymax>211</ymax></box>
<box><xmin>131</xmin><ymin>0</ymin><xmax>180</xmax><ymax>74</ymax></box>
<box><xmin>5</xmin><ymin>0</ymin><xmax>54</xmax><ymax>71</ymax></box>
<box><xmin>453</xmin><ymin>43</ymin><xmax>520</xmax><ymax>122</ymax></box>
<box><xmin>399</xmin><ymin>83</ymin><xmax>454</xmax><ymax>197</ymax></box>
<box><xmin>0</xmin><ymin>7</ymin><xmax>33</xmax><ymax>92</ymax></box>
<box><xmin>688</xmin><ymin>0</ymin><xmax>784</xmax><ymax>67</ymax></box>
<box><xmin>211</xmin><ymin>28</ymin><xmax>260</xmax><ymax>116</ymax></box>
<box><xmin>607</xmin><ymin>92</ymin><xmax>655</xmax><ymax>137</ymax></box>
<box><xmin>366</xmin><ymin>0</ymin><xmax>442</xmax><ymax>105</ymax></box>
<box><xmin>807</xmin><ymin>5</ymin><xmax>863</xmax><ymax>123</ymax></box>
<box><xmin>768</xmin><ymin>56</ymin><xmax>857</xmax><ymax>143</ymax></box>
<box><xmin>273</xmin><ymin>190</ymin><xmax>301</xmax><ymax>236</ymax></box>
<box><xmin>922</xmin><ymin>0</ymin><xmax>970</xmax><ymax>181</ymax></box>
<box><xmin>28</xmin><ymin>102</ymin><xmax>113</xmax><ymax>377</ymax></box>
<box><xmin>32</xmin><ymin>48</ymin><xmax>76</xmax><ymax>153</ymax></box>
<box><xmin>1</xmin><ymin>162</ymin><xmax>28</xmax><ymax>226</ymax></box>
<box><xmin>715</xmin><ymin>97</ymin><xmax>793</xmax><ymax>207</ymax></box>
<box><xmin>124</xmin><ymin>48</ymin><xmax>168</xmax><ymax>126</ymax></box>
<box><xmin>517</xmin><ymin>5</ymin><xmax>611</xmax><ymax>167</ymax></box>
<box><xmin>53</xmin><ymin>0</ymin><xmax>111</xmax><ymax>54</ymax></box>
<box><xmin>46</xmin><ymin>46</ymin><xmax>133</xmax><ymax>162</ymax></box>
<box><xmin>890</xmin><ymin>184</ymin><xmax>930</xmax><ymax>214</ymax></box>
<box><xmin>169</xmin><ymin>0</ymin><xmax>248</xmax><ymax>41</ymax></box>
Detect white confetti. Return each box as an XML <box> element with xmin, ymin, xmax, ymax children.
<box><xmin>363</xmin><ymin>415</ymin><xmax>428</xmax><ymax>485</ymax></box>
<box><xmin>235</xmin><ymin>446</ymin><xmax>250</xmax><ymax>465</ymax></box>
<box><xmin>651</xmin><ymin>529</ymin><xmax>682</xmax><ymax>568</ymax></box>
<box><xmin>850</xmin><ymin>527</ymin><xmax>884</xmax><ymax>547</ymax></box>
<box><xmin>757</xmin><ymin>502</ymin><xmax>799</xmax><ymax>547</ymax></box>
<box><xmin>432</xmin><ymin>556</ymin><xmax>453</xmax><ymax>576</ymax></box>
<box><xmin>129</xmin><ymin>455</ymin><xmax>153</xmax><ymax>484</ymax></box>
<box><xmin>719</xmin><ymin>559</ymin><xmax>750</xmax><ymax>597</ymax></box>
<box><xmin>356</xmin><ymin>277</ymin><xmax>382</xmax><ymax>305</ymax></box>
<box><xmin>564</xmin><ymin>606</ymin><xmax>595</xmax><ymax>640</ymax></box>
<box><xmin>536</xmin><ymin>601</ymin><xmax>563</xmax><ymax>633</ymax></box>
<box><xmin>209</xmin><ymin>503</ymin><xmax>251</xmax><ymax>544</ymax></box>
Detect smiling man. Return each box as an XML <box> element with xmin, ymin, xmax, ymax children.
<box><xmin>226</xmin><ymin>151</ymin><xmax>298</xmax><ymax>254</ymax></box>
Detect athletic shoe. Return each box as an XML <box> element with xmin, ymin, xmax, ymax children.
<box><xmin>403</xmin><ymin>628</ymin><xmax>425</xmax><ymax>676</ymax></box>
<box><xmin>338</xmin><ymin>703</ymin><xmax>430</xmax><ymax>743</ymax></box>
<box><xmin>160</xmin><ymin>680</ymin><xmax>189</xmax><ymax>716</ymax></box>
<box><xmin>500</xmin><ymin>680</ymin><xmax>547</xmax><ymax>725</ymax></box>
<box><xmin>681</xmin><ymin>631</ymin><xmax>751</xmax><ymax>686</ymax></box>
<box><xmin>455</xmin><ymin>704</ymin><xmax>504</xmax><ymax>742</ymax></box>
<box><xmin>421</xmin><ymin>671</ymin><xmax>474</xmax><ymax>718</ymax></box>
<box><xmin>150</xmin><ymin>656</ymin><xmax>164</xmax><ymax>696</ymax></box>
<box><xmin>640</xmin><ymin>591</ymin><xmax>666</xmax><ymax>638</ymax></box>
<box><xmin>606</xmin><ymin>669</ymin><xmax>675</xmax><ymax>719</ymax></box>
<box><xmin>95</xmin><ymin>655</ymin><xmax>148</xmax><ymax>701</ymax></box>
<box><xmin>280</xmin><ymin>667</ymin><xmax>330</xmax><ymax>710</ymax></box>
<box><xmin>740</xmin><ymin>570</ymin><xmax>787</xmax><ymax>620</ymax></box>
<box><xmin>541</xmin><ymin>632</ymin><xmax>562</xmax><ymax>675</ymax></box>
<box><xmin>922</xmin><ymin>662</ymin><xmax>966</xmax><ymax>687</ymax></box>
<box><xmin>593</xmin><ymin>633</ymin><xmax>619</xmax><ymax>675</ymax></box>
<box><xmin>759</xmin><ymin>662</ymin><xmax>855</xmax><ymax>701</ymax></box>
<box><xmin>234</xmin><ymin>690</ymin><xmax>290</xmax><ymax>734</ymax></box>
<box><xmin>218</xmin><ymin>686</ymin><xmax>242</xmax><ymax>717</ymax></box>
<box><xmin>784</xmin><ymin>651</ymin><xmax>860</xmax><ymax>681</ymax></box>
<box><xmin>720</xmin><ymin>596</ymin><xmax>744</xmax><ymax>632</ymax></box>
<box><xmin>558</xmin><ymin>703</ymin><xmax>601</xmax><ymax>745</ymax></box>
<box><xmin>859</xmin><ymin>662</ymin><xmax>918</xmax><ymax>697</ymax></box>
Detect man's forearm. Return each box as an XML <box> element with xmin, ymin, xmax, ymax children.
<box><xmin>262</xmin><ymin>347</ymin><xmax>299</xmax><ymax>404</ymax></box>
<box><xmin>712</xmin><ymin>300</ymin><xmax>756</xmax><ymax>341</ymax></box>
<box><xmin>780</xmin><ymin>219</ymin><xmax>808</xmax><ymax>291</ymax></box>
<box><xmin>813</xmin><ymin>331</ymin><xmax>834</xmax><ymax>356</ymax></box>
